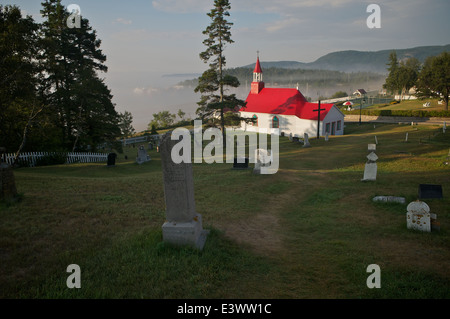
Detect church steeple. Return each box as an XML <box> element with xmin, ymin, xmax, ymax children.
<box><xmin>251</xmin><ymin>51</ymin><xmax>264</xmax><ymax>94</ymax></box>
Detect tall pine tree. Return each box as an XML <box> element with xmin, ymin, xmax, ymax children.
<box><xmin>40</xmin><ymin>0</ymin><xmax>119</xmax><ymax>151</ymax></box>
<box><xmin>195</xmin><ymin>0</ymin><xmax>245</xmax><ymax>138</ymax></box>
<box><xmin>0</xmin><ymin>5</ymin><xmax>42</xmax><ymax>154</ymax></box>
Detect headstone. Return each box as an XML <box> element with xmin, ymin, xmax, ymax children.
<box><xmin>233</xmin><ymin>157</ymin><xmax>249</xmax><ymax>170</ymax></box>
<box><xmin>362</xmin><ymin>150</ymin><xmax>378</xmax><ymax>181</ymax></box>
<box><xmin>107</xmin><ymin>152</ymin><xmax>117</xmax><ymax>166</ymax></box>
<box><xmin>443</xmin><ymin>122</ymin><xmax>446</xmax><ymax>133</ymax></box>
<box><xmin>368</xmin><ymin>144</ymin><xmax>376</xmax><ymax>152</ymax></box>
<box><xmin>405</xmin><ymin>132</ymin><xmax>408</xmax><ymax>142</ymax></box>
<box><xmin>406</xmin><ymin>200</ymin><xmax>431</xmax><ymax>232</ymax></box>
<box><xmin>148</xmin><ymin>143</ymin><xmax>153</xmax><ymax>151</ymax></box>
<box><xmin>136</xmin><ymin>145</ymin><xmax>151</xmax><ymax>164</ymax></box>
<box><xmin>372</xmin><ymin>196</ymin><xmax>406</xmax><ymax>204</ymax></box>
<box><xmin>160</xmin><ymin>133</ymin><xmax>208</xmax><ymax>250</ymax></box>
<box><xmin>289</xmin><ymin>133</ymin><xmax>293</xmax><ymax>142</ymax></box>
<box><xmin>0</xmin><ymin>147</ymin><xmax>18</xmax><ymax>201</ymax></box>
<box><xmin>253</xmin><ymin>149</ymin><xmax>272</xmax><ymax>175</ymax></box>
<box><xmin>325</xmin><ymin>133</ymin><xmax>329</xmax><ymax>142</ymax></box>
<box><xmin>374</xmin><ymin>135</ymin><xmax>378</xmax><ymax>145</ymax></box>
<box><xmin>430</xmin><ymin>213</ymin><xmax>440</xmax><ymax>232</ymax></box>
<box><xmin>418</xmin><ymin>184</ymin><xmax>443</xmax><ymax>199</ymax></box>
<box><xmin>303</xmin><ymin>133</ymin><xmax>310</xmax><ymax>148</ymax></box>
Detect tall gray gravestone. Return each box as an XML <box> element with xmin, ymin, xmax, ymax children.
<box><xmin>303</xmin><ymin>133</ymin><xmax>311</xmax><ymax>148</ymax></box>
<box><xmin>160</xmin><ymin>133</ymin><xmax>208</xmax><ymax>250</ymax></box>
<box><xmin>253</xmin><ymin>148</ymin><xmax>272</xmax><ymax>175</ymax></box>
<box><xmin>136</xmin><ymin>145</ymin><xmax>151</xmax><ymax>164</ymax></box>
<box><xmin>362</xmin><ymin>144</ymin><xmax>378</xmax><ymax>181</ymax></box>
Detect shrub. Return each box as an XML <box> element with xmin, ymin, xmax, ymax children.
<box><xmin>35</xmin><ymin>153</ymin><xmax>67</xmax><ymax>167</ymax></box>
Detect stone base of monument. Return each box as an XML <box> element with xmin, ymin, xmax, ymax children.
<box><xmin>162</xmin><ymin>214</ymin><xmax>209</xmax><ymax>250</ymax></box>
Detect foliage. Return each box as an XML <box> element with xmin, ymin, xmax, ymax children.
<box><xmin>118</xmin><ymin>111</ymin><xmax>135</xmax><ymax>138</ymax></box>
<box><xmin>34</xmin><ymin>153</ymin><xmax>68</xmax><ymax>166</ymax></box>
<box><xmin>148</xmin><ymin>111</ymin><xmax>176</xmax><ymax>129</ymax></box>
<box><xmin>416</xmin><ymin>52</ymin><xmax>450</xmax><ymax>110</ymax></box>
<box><xmin>0</xmin><ymin>1</ymin><xmax>122</xmax><ymax>155</ymax></box>
<box><xmin>195</xmin><ymin>0</ymin><xmax>246</xmax><ymax>134</ymax></box>
<box><xmin>383</xmin><ymin>51</ymin><xmax>420</xmax><ymax>99</ymax></box>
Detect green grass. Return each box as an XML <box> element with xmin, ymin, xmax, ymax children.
<box><xmin>1</xmin><ymin>123</ymin><xmax>449</xmax><ymax>299</ymax></box>
<box><xmin>366</xmin><ymin>98</ymin><xmax>447</xmax><ymax>112</ymax></box>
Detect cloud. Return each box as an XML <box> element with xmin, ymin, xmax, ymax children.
<box><xmin>115</xmin><ymin>17</ymin><xmax>132</xmax><ymax>25</ymax></box>
<box><xmin>152</xmin><ymin>0</ymin><xmax>211</xmax><ymax>13</ymax></box>
<box><xmin>133</xmin><ymin>87</ymin><xmax>160</xmax><ymax>95</ymax></box>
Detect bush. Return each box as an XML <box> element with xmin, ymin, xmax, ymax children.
<box><xmin>35</xmin><ymin>153</ymin><xmax>67</xmax><ymax>166</ymax></box>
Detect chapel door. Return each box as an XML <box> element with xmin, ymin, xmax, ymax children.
<box><xmin>331</xmin><ymin>122</ymin><xmax>336</xmax><ymax>135</ymax></box>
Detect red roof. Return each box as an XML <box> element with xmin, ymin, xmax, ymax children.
<box><xmin>241</xmin><ymin>88</ymin><xmax>334</xmax><ymax>121</ymax></box>
<box><xmin>253</xmin><ymin>58</ymin><xmax>263</xmax><ymax>73</ymax></box>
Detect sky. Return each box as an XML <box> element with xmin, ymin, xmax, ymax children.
<box><xmin>6</xmin><ymin>0</ymin><xmax>450</xmax><ymax>132</ymax></box>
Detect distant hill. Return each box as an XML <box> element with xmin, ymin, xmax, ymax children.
<box><xmin>242</xmin><ymin>44</ymin><xmax>450</xmax><ymax>74</ymax></box>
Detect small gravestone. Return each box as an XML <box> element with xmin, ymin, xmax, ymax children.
<box><xmin>372</xmin><ymin>196</ymin><xmax>405</xmax><ymax>204</ymax></box>
<box><xmin>289</xmin><ymin>133</ymin><xmax>293</xmax><ymax>142</ymax></box>
<box><xmin>233</xmin><ymin>157</ymin><xmax>249</xmax><ymax>170</ymax></box>
<box><xmin>303</xmin><ymin>133</ymin><xmax>310</xmax><ymax>148</ymax></box>
<box><xmin>443</xmin><ymin>122</ymin><xmax>447</xmax><ymax>133</ymax></box>
<box><xmin>430</xmin><ymin>213</ymin><xmax>440</xmax><ymax>232</ymax></box>
<box><xmin>160</xmin><ymin>133</ymin><xmax>208</xmax><ymax>250</ymax></box>
<box><xmin>362</xmin><ymin>149</ymin><xmax>378</xmax><ymax>181</ymax></box>
<box><xmin>136</xmin><ymin>145</ymin><xmax>151</xmax><ymax>164</ymax></box>
<box><xmin>374</xmin><ymin>135</ymin><xmax>378</xmax><ymax>145</ymax></box>
<box><xmin>325</xmin><ymin>133</ymin><xmax>329</xmax><ymax>142</ymax></box>
<box><xmin>418</xmin><ymin>184</ymin><xmax>443</xmax><ymax>199</ymax></box>
<box><xmin>0</xmin><ymin>147</ymin><xmax>18</xmax><ymax>201</ymax></box>
<box><xmin>368</xmin><ymin>144</ymin><xmax>376</xmax><ymax>152</ymax></box>
<box><xmin>107</xmin><ymin>153</ymin><xmax>117</xmax><ymax>166</ymax></box>
<box><xmin>405</xmin><ymin>132</ymin><xmax>408</xmax><ymax>142</ymax></box>
<box><xmin>406</xmin><ymin>200</ymin><xmax>431</xmax><ymax>232</ymax></box>
<box><xmin>148</xmin><ymin>143</ymin><xmax>153</xmax><ymax>151</ymax></box>
<box><xmin>253</xmin><ymin>149</ymin><xmax>272</xmax><ymax>175</ymax></box>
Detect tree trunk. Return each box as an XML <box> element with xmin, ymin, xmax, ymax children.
<box><xmin>13</xmin><ymin>104</ymin><xmax>43</xmax><ymax>166</ymax></box>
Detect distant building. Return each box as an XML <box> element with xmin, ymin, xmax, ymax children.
<box><xmin>239</xmin><ymin>56</ymin><xmax>344</xmax><ymax>137</ymax></box>
<box><xmin>353</xmin><ymin>89</ymin><xmax>367</xmax><ymax>96</ymax></box>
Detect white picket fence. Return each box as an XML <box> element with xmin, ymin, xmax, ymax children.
<box><xmin>2</xmin><ymin>152</ymin><xmax>108</xmax><ymax>167</ymax></box>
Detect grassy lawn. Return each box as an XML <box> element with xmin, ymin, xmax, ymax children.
<box><xmin>1</xmin><ymin>123</ymin><xmax>449</xmax><ymax>299</ymax></box>
<box><xmin>366</xmin><ymin>98</ymin><xmax>447</xmax><ymax>112</ymax></box>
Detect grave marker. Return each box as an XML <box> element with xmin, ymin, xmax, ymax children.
<box><xmin>362</xmin><ymin>147</ymin><xmax>378</xmax><ymax>181</ymax></box>
<box><xmin>406</xmin><ymin>201</ymin><xmax>431</xmax><ymax>232</ymax></box>
<box><xmin>303</xmin><ymin>133</ymin><xmax>311</xmax><ymax>148</ymax></box>
<box><xmin>253</xmin><ymin>149</ymin><xmax>272</xmax><ymax>175</ymax></box>
<box><xmin>418</xmin><ymin>184</ymin><xmax>443</xmax><ymax>199</ymax></box>
<box><xmin>136</xmin><ymin>145</ymin><xmax>151</xmax><ymax>164</ymax></box>
<box><xmin>160</xmin><ymin>133</ymin><xmax>208</xmax><ymax>250</ymax></box>
<box><xmin>107</xmin><ymin>153</ymin><xmax>117</xmax><ymax>166</ymax></box>
<box><xmin>233</xmin><ymin>157</ymin><xmax>249</xmax><ymax>170</ymax></box>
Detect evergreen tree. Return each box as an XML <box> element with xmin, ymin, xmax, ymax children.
<box><xmin>0</xmin><ymin>5</ymin><xmax>43</xmax><ymax>154</ymax></box>
<box><xmin>383</xmin><ymin>51</ymin><xmax>401</xmax><ymax>95</ymax></box>
<box><xmin>118</xmin><ymin>111</ymin><xmax>135</xmax><ymax>138</ymax></box>
<box><xmin>39</xmin><ymin>0</ymin><xmax>119</xmax><ymax>151</ymax></box>
<box><xmin>416</xmin><ymin>52</ymin><xmax>450</xmax><ymax>110</ymax></box>
<box><xmin>195</xmin><ymin>0</ymin><xmax>245</xmax><ymax>138</ymax></box>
